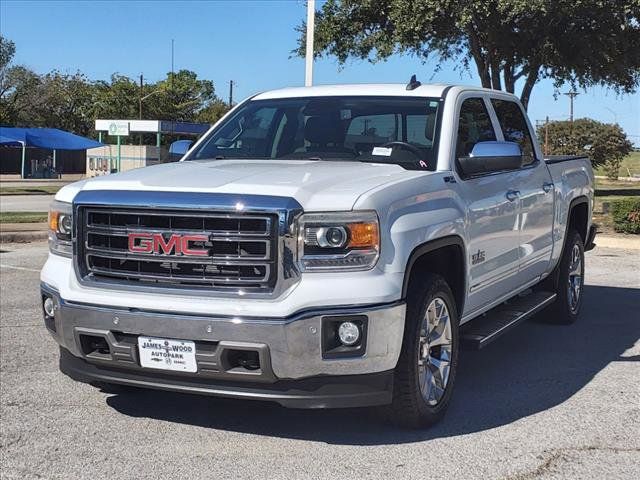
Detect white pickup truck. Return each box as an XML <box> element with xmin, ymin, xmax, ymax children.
<box><xmin>41</xmin><ymin>81</ymin><xmax>596</xmax><ymax>427</ymax></box>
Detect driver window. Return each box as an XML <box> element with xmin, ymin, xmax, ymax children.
<box><xmin>456</xmin><ymin>98</ymin><xmax>496</xmax><ymax>158</ymax></box>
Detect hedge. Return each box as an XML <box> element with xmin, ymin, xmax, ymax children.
<box><xmin>611</xmin><ymin>198</ymin><xmax>640</xmax><ymax>234</ymax></box>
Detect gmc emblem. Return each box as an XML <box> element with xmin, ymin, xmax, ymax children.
<box><xmin>128</xmin><ymin>233</ymin><xmax>209</xmax><ymax>256</ymax></box>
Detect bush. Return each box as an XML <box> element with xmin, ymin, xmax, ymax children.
<box><xmin>611</xmin><ymin>198</ymin><xmax>640</xmax><ymax>234</ymax></box>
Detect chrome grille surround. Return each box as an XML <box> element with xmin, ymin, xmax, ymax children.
<box><xmin>72</xmin><ymin>190</ymin><xmax>303</xmax><ymax>298</ymax></box>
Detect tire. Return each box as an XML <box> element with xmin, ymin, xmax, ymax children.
<box><xmin>388</xmin><ymin>273</ymin><xmax>459</xmax><ymax>428</ymax></box>
<box><xmin>547</xmin><ymin>229</ymin><xmax>585</xmax><ymax>324</ymax></box>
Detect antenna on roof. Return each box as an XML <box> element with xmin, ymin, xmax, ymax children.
<box><xmin>406</xmin><ymin>74</ymin><xmax>421</xmax><ymax>91</ymax></box>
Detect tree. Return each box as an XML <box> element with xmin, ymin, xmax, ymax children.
<box><xmin>150</xmin><ymin>69</ymin><xmax>216</xmax><ymax>121</ymax></box>
<box><xmin>538</xmin><ymin>119</ymin><xmax>633</xmax><ymax>179</ymax></box>
<box><xmin>297</xmin><ymin>0</ymin><xmax>640</xmax><ymax>109</ymax></box>
<box><xmin>196</xmin><ymin>98</ymin><xmax>231</xmax><ymax>125</ymax></box>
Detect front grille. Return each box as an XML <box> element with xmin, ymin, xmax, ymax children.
<box><xmin>77</xmin><ymin>207</ymin><xmax>278</xmax><ymax>293</ymax></box>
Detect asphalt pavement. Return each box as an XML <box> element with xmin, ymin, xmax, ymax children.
<box><xmin>1</xmin><ymin>241</ymin><xmax>639</xmax><ymax>479</ymax></box>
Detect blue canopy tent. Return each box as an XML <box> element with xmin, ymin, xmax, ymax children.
<box><xmin>0</xmin><ymin>127</ymin><xmax>103</xmax><ymax>178</ymax></box>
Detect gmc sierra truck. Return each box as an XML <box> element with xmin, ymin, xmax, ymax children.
<box><xmin>41</xmin><ymin>81</ymin><xmax>596</xmax><ymax>427</ymax></box>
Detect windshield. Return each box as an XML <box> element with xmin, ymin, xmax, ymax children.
<box><xmin>188</xmin><ymin>96</ymin><xmax>442</xmax><ymax>170</ymax></box>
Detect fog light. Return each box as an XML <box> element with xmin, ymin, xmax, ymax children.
<box><xmin>43</xmin><ymin>297</ymin><xmax>55</xmax><ymax>317</ymax></box>
<box><xmin>338</xmin><ymin>321</ymin><xmax>360</xmax><ymax>346</ymax></box>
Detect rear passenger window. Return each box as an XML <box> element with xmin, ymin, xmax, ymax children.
<box><xmin>491</xmin><ymin>99</ymin><xmax>537</xmax><ymax>165</ymax></box>
<box><xmin>455</xmin><ymin>98</ymin><xmax>496</xmax><ymax>158</ymax></box>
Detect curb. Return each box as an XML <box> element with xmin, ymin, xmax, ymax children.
<box><xmin>0</xmin><ymin>230</ymin><xmax>49</xmax><ymax>243</ymax></box>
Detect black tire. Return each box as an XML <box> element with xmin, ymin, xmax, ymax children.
<box><xmin>547</xmin><ymin>229</ymin><xmax>585</xmax><ymax>324</ymax></box>
<box><xmin>388</xmin><ymin>273</ymin><xmax>459</xmax><ymax>428</ymax></box>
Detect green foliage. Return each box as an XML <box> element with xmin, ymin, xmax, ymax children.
<box><xmin>0</xmin><ymin>36</ymin><xmax>229</xmax><ymax>138</ymax></box>
<box><xmin>538</xmin><ymin>119</ymin><xmax>633</xmax><ymax>179</ymax></box>
<box><xmin>610</xmin><ymin>198</ymin><xmax>640</xmax><ymax>234</ymax></box>
<box><xmin>0</xmin><ymin>35</ymin><xmax>15</xmax><ymax>71</ymax></box>
<box><xmin>197</xmin><ymin>98</ymin><xmax>231</xmax><ymax>125</ymax></box>
<box><xmin>297</xmin><ymin>1</ymin><xmax>640</xmax><ymax>109</ymax></box>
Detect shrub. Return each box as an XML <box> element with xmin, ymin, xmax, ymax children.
<box><xmin>611</xmin><ymin>198</ymin><xmax>640</xmax><ymax>234</ymax></box>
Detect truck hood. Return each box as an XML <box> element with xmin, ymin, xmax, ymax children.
<box><xmin>57</xmin><ymin>159</ymin><xmax>423</xmax><ymax>210</ymax></box>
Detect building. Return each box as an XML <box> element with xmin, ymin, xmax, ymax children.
<box><xmin>87</xmin><ymin>119</ymin><xmax>210</xmax><ymax>177</ymax></box>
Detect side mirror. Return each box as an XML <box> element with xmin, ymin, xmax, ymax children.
<box><xmin>169</xmin><ymin>140</ymin><xmax>194</xmax><ymax>157</ymax></box>
<box><xmin>458</xmin><ymin>141</ymin><xmax>523</xmax><ymax>177</ymax></box>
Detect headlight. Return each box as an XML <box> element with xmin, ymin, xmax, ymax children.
<box><xmin>48</xmin><ymin>200</ymin><xmax>73</xmax><ymax>257</ymax></box>
<box><xmin>298</xmin><ymin>211</ymin><xmax>380</xmax><ymax>271</ymax></box>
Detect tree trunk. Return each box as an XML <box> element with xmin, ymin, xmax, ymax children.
<box><xmin>503</xmin><ymin>61</ymin><xmax>515</xmax><ymax>93</ymax></box>
<box><xmin>490</xmin><ymin>56</ymin><xmax>502</xmax><ymax>90</ymax></box>
<box><xmin>466</xmin><ymin>26</ymin><xmax>491</xmax><ymax>88</ymax></box>
<box><xmin>519</xmin><ymin>66</ymin><xmax>539</xmax><ymax>111</ymax></box>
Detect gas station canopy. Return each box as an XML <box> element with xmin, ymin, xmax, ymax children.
<box><xmin>94</xmin><ymin>120</ymin><xmax>210</xmax><ymax>136</ymax></box>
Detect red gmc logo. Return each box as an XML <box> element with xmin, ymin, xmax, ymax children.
<box><xmin>128</xmin><ymin>233</ymin><xmax>209</xmax><ymax>256</ymax></box>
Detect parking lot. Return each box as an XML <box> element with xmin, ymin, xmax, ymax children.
<box><xmin>1</xmin><ymin>241</ymin><xmax>639</xmax><ymax>479</ymax></box>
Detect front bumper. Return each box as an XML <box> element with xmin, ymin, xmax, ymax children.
<box><xmin>42</xmin><ymin>283</ymin><xmax>405</xmax><ymax>408</ymax></box>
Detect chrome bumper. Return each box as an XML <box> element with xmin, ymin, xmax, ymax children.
<box><xmin>41</xmin><ymin>283</ymin><xmax>405</xmax><ymax>382</ymax></box>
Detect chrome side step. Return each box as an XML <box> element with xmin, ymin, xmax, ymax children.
<box><xmin>461</xmin><ymin>291</ymin><xmax>557</xmax><ymax>350</ymax></box>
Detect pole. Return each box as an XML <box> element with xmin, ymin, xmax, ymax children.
<box><xmin>20</xmin><ymin>141</ymin><xmax>26</xmax><ymax>179</ymax></box>
<box><xmin>116</xmin><ymin>135</ymin><xmax>121</xmax><ymax>173</ymax></box>
<box><xmin>171</xmin><ymin>39</ymin><xmax>175</xmax><ymax>123</ymax></box>
<box><xmin>98</xmin><ymin>131</ymin><xmax>102</xmax><ymax>143</ymax></box>
<box><xmin>53</xmin><ymin>149</ymin><xmax>56</xmax><ymax>168</ymax></box>
<box><xmin>229</xmin><ymin>80</ymin><xmax>234</xmax><ymax>107</ymax></box>
<box><xmin>544</xmin><ymin>116</ymin><xmax>549</xmax><ymax>156</ymax></box>
<box><xmin>139</xmin><ymin>74</ymin><xmax>143</xmax><ymax>120</ymax></box>
<box><xmin>305</xmin><ymin>0</ymin><xmax>315</xmax><ymax>86</ymax></box>
<box><xmin>563</xmin><ymin>91</ymin><xmax>579</xmax><ymax>122</ymax></box>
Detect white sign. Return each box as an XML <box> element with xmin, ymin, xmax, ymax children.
<box><xmin>372</xmin><ymin>146</ymin><xmax>393</xmax><ymax>157</ymax></box>
<box><xmin>138</xmin><ymin>336</ymin><xmax>197</xmax><ymax>373</ymax></box>
<box><xmin>107</xmin><ymin>121</ymin><xmax>129</xmax><ymax>136</ymax></box>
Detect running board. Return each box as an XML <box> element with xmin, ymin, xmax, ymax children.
<box><xmin>461</xmin><ymin>291</ymin><xmax>557</xmax><ymax>350</ymax></box>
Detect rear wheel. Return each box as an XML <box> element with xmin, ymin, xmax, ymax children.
<box><xmin>547</xmin><ymin>229</ymin><xmax>585</xmax><ymax>324</ymax></box>
<box><xmin>388</xmin><ymin>274</ymin><xmax>459</xmax><ymax>428</ymax></box>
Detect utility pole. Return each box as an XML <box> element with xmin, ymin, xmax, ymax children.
<box><xmin>305</xmin><ymin>0</ymin><xmax>315</xmax><ymax>86</ymax></box>
<box><xmin>229</xmin><ymin>80</ymin><xmax>234</xmax><ymax>107</ymax></box>
<box><xmin>171</xmin><ymin>39</ymin><xmax>175</xmax><ymax>126</ymax></box>
<box><xmin>563</xmin><ymin>90</ymin><xmax>579</xmax><ymax>122</ymax></box>
<box><xmin>544</xmin><ymin>115</ymin><xmax>549</xmax><ymax>156</ymax></box>
<box><xmin>139</xmin><ymin>74</ymin><xmax>143</xmax><ymax>120</ymax></box>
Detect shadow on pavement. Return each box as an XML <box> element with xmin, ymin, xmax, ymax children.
<box><xmin>106</xmin><ymin>285</ymin><xmax>640</xmax><ymax>445</ymax></box>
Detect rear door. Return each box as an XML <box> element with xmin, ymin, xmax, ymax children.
<box><xmin>452</xmin><ymin>96</ymin><xmax>522</xmax><ymax>316</ymax></box>
<box><xmin>490</xmin><ymin>98</ymin><xmax>554</xmax><ymax>283</ymax></box>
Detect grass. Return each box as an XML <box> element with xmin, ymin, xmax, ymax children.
<box><xmin>0</xmin><ymin>185</ymin><xmax>61</xmax><ymax>195</ymax></box>
<box><xmin>594</xmin><ymin>151</ymin><xmax>640</xmax><ymax>178</ymax></box>
<box><xmin>0</xmin><ymin>212</ymin><xmax>48</xmax><ymax>224</ymax></box>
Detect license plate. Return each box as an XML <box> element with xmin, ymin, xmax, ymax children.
<box><xmin>138</xmin><ymin>336</ymin><xmax>197</xmax><ymax>373</ymax></box>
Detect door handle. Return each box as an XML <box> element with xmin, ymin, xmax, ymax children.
<box><xmin>542</xmin><ymin>182</ymin><xmax>554</xmax><ymax>193</ymax></box>
<box><xmin>506</xmin><ymin>190</ymin><xmax>520</xmax><ymax>202</ymax></box>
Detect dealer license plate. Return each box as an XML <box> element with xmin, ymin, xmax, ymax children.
<box><xmin>138</xmin><ymin>336</ymin><xmax>197</xmax><ymax>373</ymax></box>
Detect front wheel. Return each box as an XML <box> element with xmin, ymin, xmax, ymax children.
<box><xmin>388</xmin><ymin>273</ymin><xmax>459</xmax><ymax>428</ymax></box>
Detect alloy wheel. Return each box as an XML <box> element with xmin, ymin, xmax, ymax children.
<box><xmin>418</xmin><ymin>297</ymin><xmax>453</xmax><ymax>406</ymax></box>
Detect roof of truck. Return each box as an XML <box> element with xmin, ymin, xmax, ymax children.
<box><xmin>252</xmin><ymin>83</ymin><xmax>468</xmax><ymax>100</ymax></box>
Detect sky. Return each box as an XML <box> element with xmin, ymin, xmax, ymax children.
<box><xmin>1</xmin><ymin>0</ymin><xmax>639</xmax><ymax>145</ymax></box>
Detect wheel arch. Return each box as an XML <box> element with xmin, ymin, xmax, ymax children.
<box><xmin>567</xmin><ymin>196</ymin><xmax>589</xmax><ymax>244</ymax></box>
<box><xmin>401</xmin><ymin>235</ymin><xmax>467</xmax><ymax>316</ymax></box>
